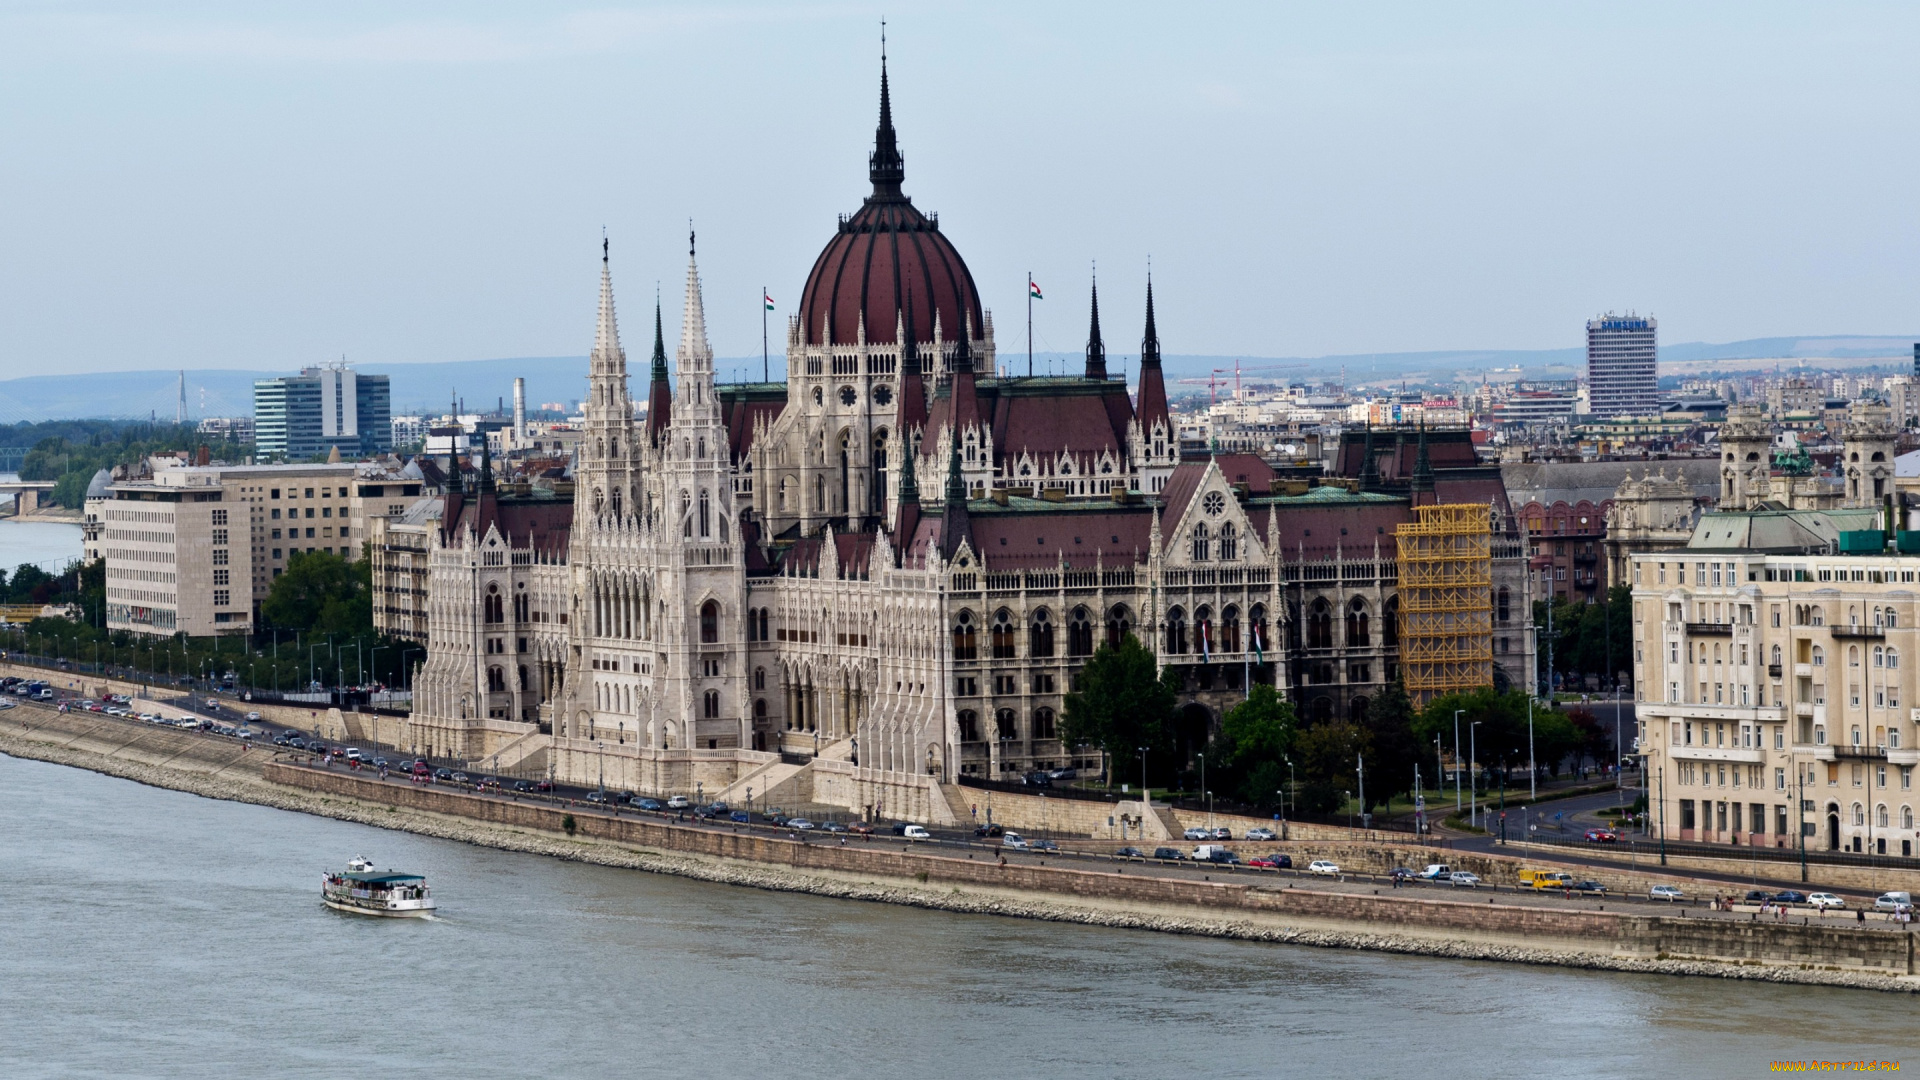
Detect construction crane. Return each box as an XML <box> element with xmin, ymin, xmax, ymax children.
<box><xmin>1174</xmin><ymin>361</ymin><xmax>1312</xmax><ymax>409</ymax></box>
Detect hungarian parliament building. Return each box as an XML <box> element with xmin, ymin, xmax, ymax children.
<box><xmin>383</xmin><ymin>62</ymin><xmax>1538</xmax><ymax>822</ymax></box>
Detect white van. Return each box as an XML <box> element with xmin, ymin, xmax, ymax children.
<box><xmin>1417</xmin><ymin>864</ymin><xmax>1452</xmax><ymax>880</ymax></box>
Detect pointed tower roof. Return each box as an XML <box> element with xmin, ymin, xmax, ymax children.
<box><xmin>1409</xmin><ymin>421</ymin><xmax>1435</xmax><ymax>501</ymax></box>
<box><xmin>593</xmin><ymin>238</ymin><xmax>623</xmax><ymax>363</ymax></box>
<box><xmin>940</xmin><ymin>430</ymin><xmax>970</xmax><ymax>559</ymax></box>
<box><xmin>1358</xmin><ymin>422</ymin><xmax>1380</xmax><ymax>489</ymax></box>
<box><xmin>1136</xmin><ymin>276</ymin><xmax>1168</xmax><ymax>429</ymax></box>
<box><xmin>646</xmin><ymin>298</ymin><xmax>672</xmax><ymax>446</ymax></box>
<box><xmin>1084</xmin><ymin>276</ymin><xmax>1107</xmax><ymax>380</ymax></box>
<box><xmin>869</xmin><ymin>46</ymin><xmax>905</xmax><ymax>199</ymax></box>
<box><xmin>677</xmin><ymin>226</ymin><xmax>712</xmax><ymax>365</ymax></box>
<box><xmin>893</xmin><ymin>435</ymin><xmax>923</xmax><ymax>546</ymax></box>
<box><xmin>895</xmin><ymin>290</ymin><xmax>929</xmax><ymax>432</ymax></box>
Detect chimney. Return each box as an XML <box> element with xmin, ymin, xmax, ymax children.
<box><xmin>513</xmin><ymin>377</ymin><xmax>527</xmax><ymax>440</ymax></box>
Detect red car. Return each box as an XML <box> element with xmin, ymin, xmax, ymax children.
<box><xmin>1247</xmin><ymin>855</ymin><xmax>1293</xmax><ymax>870</ymax></box>
<box><xmin>1584</xmin><ymin>829</ymin><xmax>1618</xmax><ymax>842</ymax></box>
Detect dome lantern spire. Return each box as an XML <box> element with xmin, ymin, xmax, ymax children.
<box><xmin>869</xmin><ymin>38</ymin><xmax>905</xmax><ymax>199</ymax></box>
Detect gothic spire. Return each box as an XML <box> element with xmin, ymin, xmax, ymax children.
<box><xmin>1140</xmin><ymin>277</ymin><xmax>1159</xmax><ymax>368</ymax></box>
<box><xmin>940</xmin><ymin>427</ymin><xmax>971</xmax><ymax>559</ymax></box>
<box><xmin>945</xmin><ymin>429</ymin><xmax>966</xmax><ymax>504</ymax></box>
<box><xmin>869</xmin><ymin>47</ymin><xmax>905</xmax><ymax>199</ymax></box>
<box><xmin>1085</xmin><ymin>275</ymin><xmax>1107</xmax><ymax>380</ymax></box>
<box><xmin>1358</xmin><ymin>422</ymin><xmax>1380</xmax><ymax>489</ymax></box>
<box><xmin>593</xmin><ymin>237</ymin><xmax>622</xmax><ymax>365</ymax></box>
<box><xmin>678</xmin><ymin>231</ymin><xmax>711</xmax><ymax>365</ymax></box>
<box><xmin>898</xmin><ymin>436</ymin><xmax>920</xmax><ymax>506</ymax></box>
<box><xmin>896</xmin><ymin>289</ymin><xmax>929</xmax><ymax>432</ymax></box>
<box><xmin>479</xmin><ymin>439</ymin><xmax>495</xmax><ymax>493</ymax></box>
<box><xmin>650</xmin><ymin>300</ymin><xmax>668</xmax><ymax>384</ymax></box>
<box><xmin>1410</xmin><ymin>420</ymin><xmax>1435</xmax><ymax>500</ymax></box>
<box><xmin>1136</xmin><ymin>275</ymin><xmax>1169</xmax><ymax>431</ymax></box>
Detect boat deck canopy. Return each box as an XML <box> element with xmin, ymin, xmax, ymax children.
<box><xmin>341</xmin><ymin>873</ymin><xmax>425</xmax><ymax>884</ymax></box>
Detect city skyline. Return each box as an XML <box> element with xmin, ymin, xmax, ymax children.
<box><xmin>2</xmin><ymin>3</ymin><xmax>1917</xmax><ymax>376</ymax></box>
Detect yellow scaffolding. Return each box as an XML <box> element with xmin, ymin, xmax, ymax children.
<box><xmin>1395</xmin><ymin>503</ymin><xmax>1493</xmax><ymax>707</ymax></box>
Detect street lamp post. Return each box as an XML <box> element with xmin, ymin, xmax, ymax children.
<box><xmin>1137</xmin><ymin>746</ymin><xmax>1150</xmax><ymax>806</ymax></box>
<box><xmin>1452</xmin><ymin>709</ymin><xmax>1464</xmax><ymax>811</ymax></box>
<box><xmin>1470</xmin><ymin>721</ymin><xmax>1481</xmax><ymax>829</ymax></box>
<box><xmin>1527</xmin><ymin>694</ymin><xmax>1537</xmax><ymax>800</ymax></box>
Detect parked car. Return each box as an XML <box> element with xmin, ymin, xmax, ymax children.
<box><xmin>1045</xmin><ymin>767</ymin><xmax>1077</xmax><ymax>781</ymax></box>
<box><xmin>1001</xmin><ymin>832</ymin><xmax>1031</xmax><ymax>850</ymax></box>
<box><xmin>1771</xmin><ymin>890</ymin><xmax>1808</xmax><ymax>905</ymax></box>
<box><xmin>1448</xmin><ymin>871</ymin><xmax>1482</xmax><ymax>888</ymax></box>
<box><xmin>1183</xmin><ymin>827</ymin><xmax>1211</xmax><ymax>841</ymax></box>
<box><xmin>1021</xmin><ymin>771</ymin><xmax>1052</xmax><ymax>788</ymax></box>
<box><xmin>1210</xmin><ymin>827</ymin><xmax>1232</xmax><ymax>840</ymax></box>
<box><xmin>1571</xmin><ymin>881</ymin><xmax>1607</xmax><ymax>895</ymax></box>
<box><xmin>1245</xmin><ymin>827</ymin><xmax>1277</xmax><ymax>841</ymax></box>
<box><xmin>1417</xmin><ymin>864</ymin><xmax>1451</xmax><ymax>880</ymax></box>
<box><xmin>901</xmin><ymin>824</ymin><xmax>931</xmax><ymax>841</ymax></box>
<box><xmin>1808</xmin><ymin>892</ymin><xmax>1846</xmax><ymax>910</ymax></box>
<box><xmin>974</xmin><ymin>823</ymin><xmax>1005</xmax><ymax>838</ymax></box>
<box><xmin>1744</xmin><ymin>889</ymin><xmax>1773</xmax><ymax>904</ymax></box>
<box><xmin>1307</xmin><ymin>860</ymin><xmax>1341</xmax><ymax>876</ymax></box>
<box><xmin>1874</xmin><ymin>891</ymin><xmax>1913</xmax><ymax>913</ymax></box>
<box><xmin>1114</xmin><ymin>846</ymin><xmax>1148</xmax><ymax>860</ymax></box>
<box><xmin>1151</xmin><ymin>847</ymin><xmax>1186</xmax><ymax>861</ymax></box>
<box><xmin>666</xmin><ymin>795</ymin><xmax>691</xmax><ymax>809</ymax></box>
<box><xmin>1650</xmin><ymin>884</ymin><xmax>1686</xmax><ymax>902</ymax></box>
<box><xmin>1248</xmin><ymin>855</ymin><xmax>1293</xmax><ymax>870</ymax></box>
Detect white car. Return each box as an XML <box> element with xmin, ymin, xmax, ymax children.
<box><xmin>1245</xmin><ymin>828</ymin><xmax>1277</xmax><ymax>841</ymax></box>
<box><xmin>1874</xmin><ymin>891</ymin><xmax>1914</xmax><ymax>913</ymax></box>
<box><xmin>1448</xmin><ymin>871</ymin><xmax>1481</xmax><ymax>888</ymax></box>
<box><xmin>665</xmin><ymin>795</ymin><xmax>691</xmax><ymax>809</ymax></box>
<box><xmin>1417</xmin><ymin>864</ymin><xmax>1452</xmax><ymax>880</ymax></box>
<box><xmin>344</xmin><ymin>748</ymin><xmax>363</xmax><ymax>761</ymax></box>
<box><xmin>901</xmin><ymin>824</ymin><xmax>931</xmax><ymax>841</ymax></box>
<box><xmin>1001</xmin><ymin>832</ymin><xmax>1030</xmax><ymax>850</ymax></box>
<box><xmin>1650</xmin><ymin>884</ymin><xmax>1686</xmax><ymax>902</ymax></box>
<box><xmin>244</xmin><ymin>711</ymin><xmax>262</xmax><ymax>722</ymax></box>
<box><xmin>1808</xmin><ymin>892</ymin><xmax>1846</xmax><ymax>911</ymax></box>
<box><xmin>1307</xmin><ymin>860</ymin><xmax>1341</xmax><ymax>875</ymax></box>
<box><xmin>1183</xmin><ymin>827</ymin><xmax>1211</xmax><ymax>841</ymax></box>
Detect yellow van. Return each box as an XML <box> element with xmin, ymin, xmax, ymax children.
<box><xmin>1519</xmin><ymin>869</ymin><xmax>1574</xmax><ymax>890</ymax></box>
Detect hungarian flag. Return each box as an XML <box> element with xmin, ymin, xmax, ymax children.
<box><xmin>1251</xmin><ymin>621</ymin><xmax>1264</xmax><ymax>663</ymax></box>
<box><xmin>1199</xmin><ymin>619</ymin><xmax>1211</xmax><ymax>662</ymax></box>
<box><xmin>1029</xmin><ymin>279</ymin><xmax>1043</xmax><ymax>300</ymax></box>
<box><xmin>764</xmin><ymin>292</ymin><xmax>776</xmax><ymax>311</ymax></box>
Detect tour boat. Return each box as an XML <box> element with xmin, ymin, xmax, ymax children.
<box><xmin>321</xmin><ymin>857</ymin><xmax>436</xmax><ymax>917</ymax></box>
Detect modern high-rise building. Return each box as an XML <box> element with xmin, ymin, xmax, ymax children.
<box><xmin>1585</xmin><ymin>313</ymin><xmax>1659</xmax><ymax>417</ymax></box>
<box><xmin>253</xmin><ymin>365</ymin><xmax>392</xmax><ymax>461</ymax></box>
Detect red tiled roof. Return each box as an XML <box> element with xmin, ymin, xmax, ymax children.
<box><xmin>969</xmin><ymin>509</ymin><xmax>1152</xmax><ymax>569</ymax></box>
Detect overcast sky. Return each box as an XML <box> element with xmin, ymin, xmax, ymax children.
<box><xmin>2</xmin><ymin>1</ymin><xmax>1915</xmax><ymax>377</ymax></box>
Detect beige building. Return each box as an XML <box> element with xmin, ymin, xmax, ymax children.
<box><xmin>1632</xmin><ymin>511</ymin><xmax>1920</xmax><ymax>859</ymax></box>
<box><xmin>103</xmin><ymin>460</ymin><xmax>423</xmax><ymax>638</ymax></box>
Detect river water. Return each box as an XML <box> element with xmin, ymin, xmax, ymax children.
<box><xmin>0</xmin><ymin>753</ymin><xmax>1910</xmax><ymax>1079</ymax></box>
<box><xmin>0</xmin><ymin>517</ymin><xmax>83</xmax><ymax>577</ymax></box>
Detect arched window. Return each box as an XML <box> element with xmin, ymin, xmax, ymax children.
<box><xmin>703</xmin><ymin>690</ymin><xmax>720</xmax><ymax>719</ymax></box>
<box><xmin>1310</xmin><ymin>696</ymin><xmax>1333</xmax><ymax>724</ymax></box>
<box><xmin>1496</xmin><ymin>586</ymin><xmax>1511</xmax><ymax>622</ymax></box>
<box><xmin>517</xmin><ymin>665</ymin><xmax>528</xmax><ymax>691</ymax></box>
<box><xmin>957</xmin><ymin>710</ymin><xmax>981</xmax><ymax>742</ymax></box>
<box><xmin>753</xmin><ymin>698</ymin><xmax>767</xmax><ymax>720</ymax></box>
<box><xmin>1346</xmin><ymin>598</ymin><xmax>1370</xmax><ymax>648</ymax></box>
<box><xmin>1249</xmin><ymin>603</ymin><xmax>1269</xmax><ymax>656</ymax></box>
<box><xmin>995</xmin><ymin>708</ymin><xmax>1017</xmax><ymax>740</ymax></box>
<box><xmin>1029</xmin><ymin>608</ymin><xmax>1055</xmax><ymax>658</ymax></box>
<box><xmin>745</xmin><ymin>608</ymin><xmax>759</xmax><ymax>642</ymax></box>
<box><xmin>1033</xmin><ymin>707</ymin><xmax>1056</xmax><ymax>739</ymax></box>
<box><xmin>1068</xmin><ymin>606</ymin><xmax>1094</xmax><ymax>656</ymax></box>
<box><xmin>1877</xmin><ymin>804</ymin><xmax>1889</xmax><ymax>828</ymax></box>
<box><xmin>485</xmin><ymin>583</ymin><xmax>503</xmax><ymax>623</ymax></box>
<box><xmin>1874</xmin><ymin>647</ymin><xmax>1884</xmax><ymax>668</ymax></box>
<box><xmin>1165</xmin><ymin>607</ymin><xmax>1188</xmax><ymax>655</ymax></box>
<box><xmin>1889</xmin><ymin>610</ymin><xmax>1900</xmax><ymax>629</ymax></box>
<box><xmin>1218</xmin><ymin>522</ymin><xmax>1237</xmax><ymax>561</ymax></box>
<box><xmin>778</xmin><ymin>477</ymin><xmax>790</xmax><ymax>511</ymax></box>
<box><xmin>1888</xmin><ymin>648</ymin><xmax>1900</xmax><ymax>670</ymax></box>
<box><xmin>1771</xmin><ymin>644</ymin><xmax>1783</xmax><ymax>666</ymax></box>
<box><xmin>698</xmin><ymin>490</ymin><xmax>711</xmax><ymax>538</ymax></box>
<box><xmin>991</xmin><ymin>609</ymin><xmax>1017</xmax><ymax>659</ymax></box>
<box><xmin>754</xmin><ymin>667</ymin><xmax>765</xmax><ymax>690</ymax></box>
<box><xmin>487</xmin><ymin>666</ymin><xmax>505</xmax><ymax>692</ymax></box>
<box><xmin>1195</xmin><ymin>606</ymin><xmax>1214</xmax><ymax>655</ymax></box>
<box><xmin>1191</xmin><ymin>523</ymin><xmax>1210</xmax><ymax>562</ymax></box>
<box><xmin>952</xmin><ymin>610</ymin><xmax>978</xmax><ymax>660</ymax></box>
<box><xmin>1308</xmin><ymin>598</ymin><xmax>1333</xmax><ymax>650</ymax></box>
<box><xmin>1904</xmin><ymin>806</ymin><xmax>1915</xmax><ymax>830</ymax></box>
<box><xmin>700</xmin><ymin>600</ymin><xmax>720</xmax><ymax>644</ymax></box>
<box><xmin>1853</xmin><ymin>803</ymin><xmax>1865</xmax><ymax>827</ymax></box>
<box><xmin>1350</xmin><ymin>696</ymin><xmax>1370</xmax><ymax>723</ymax></box>
<box><xmin>1220</xmin><ymin>605</ymin><xmax>1241</xmax><ymax>653</ymax></box>
<box><xmin>1812</xmin><ymin>646</ymin><xmax>1825</xmax><ymax>667</ymax></box>
<box><xmin>1850</xmin><ymin>646</ymin><xmax>1860</xmax><ymax>668</ymax></box>
<box><xmin>1106</xmin><ymin>604</ymin><xmax>1132</xmax><ymax>648</ymax></box>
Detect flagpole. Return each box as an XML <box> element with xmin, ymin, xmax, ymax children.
<box><xmin>1026</xmin><ymin>272</ymin><xmax>1033</xmax><ymax>378</ymax></box>
<box><xmin>762</xmin><ymin>285</ymin><xmax>769</xmax><ymax>383</ymax></box>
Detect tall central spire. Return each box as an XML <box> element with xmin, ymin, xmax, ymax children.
<box><xmin>593</xmin><ymin>238</ymin><xmax>623</xmax><ymax>366</ymax></box>
<box><xmin>1084</xmin><ymin>276</ymin><xmax>1107</xmax><ymax>380</ymax></box>
<box><xmin>869</xmin><ymin>46</ymin><xmax>905</xmax><ymax>199</ymax></box>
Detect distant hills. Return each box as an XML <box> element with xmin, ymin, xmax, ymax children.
<box><xmin>1</xmin><ymin>335</ymin><xmax>1913</xmax><ymax>423</ymax></box>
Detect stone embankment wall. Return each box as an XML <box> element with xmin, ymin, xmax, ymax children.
<box><xmin>1505</xmin><ymin>841</ymin><xmax>1920</xmax><ymax>898</ymax></box>
<box><xmin>268</xmin><ymin>764</ymin><xmax>1918</xmax><ymax>981</ymax></box>
<box><xmin>946</xmin><ymin>783</ymin><xmax>1392</xmax><ymax>844</ymax></box>
<box><xmin>0</xmin><ymin>660</ymin><xmax>378</xmax><ymax>743</ymax></box>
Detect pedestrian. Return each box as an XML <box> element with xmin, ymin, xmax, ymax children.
<box><xmin>1857</xmin><ymin>908</ymin><xmax>1866</xmax><ymax>924</ymax></box>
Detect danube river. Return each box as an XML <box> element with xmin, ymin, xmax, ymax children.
<box><xmin>0</xmin><ymin>754</ymin><xmax>1909</xmax><ymax>1079</ymax></box>
<box><xmin>0</xmin><ymin>516</ymin><xmax>83</xmax><ymax>576</ymax></box>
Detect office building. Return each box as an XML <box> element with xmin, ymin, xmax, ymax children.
<box><xmin>1586</xmin><ymin>313</ymin><xmax>1660</xmax><ymax>418</ymax></box>
<box><xmin>254</xmin><ymin>366</ymin><xmax>392</xmax><ymax>461</ymax></box>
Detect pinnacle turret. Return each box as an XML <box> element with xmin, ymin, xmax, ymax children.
<box><xmin>1085</xmin><ymin>276</ymin><xmax>1106</xmax><ymax>380</ymax></box>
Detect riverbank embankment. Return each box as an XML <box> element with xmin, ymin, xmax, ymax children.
<box><xmin>3</xmin><ymin>702</ymin><xmax>1916</xmax><ymax>992</ymax></box>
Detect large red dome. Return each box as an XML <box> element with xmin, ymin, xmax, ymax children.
<box><xmin>796</xmin><ymin>63</ymin><xmax>984</xmax><ymax>348</ymax></box>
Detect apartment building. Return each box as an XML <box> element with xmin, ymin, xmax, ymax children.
<box><xmin>103</xmin><ymin>460</ymin><xmax>423</xmax><ymax>638</ymax></box>
<box><xmin>1632</xmin><ymin>513</ymin><xmax>1920</xmax><ymax>858</ymax></box>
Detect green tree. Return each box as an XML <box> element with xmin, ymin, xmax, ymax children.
<box><xmin>1361</xmin><ymin>678</ymin><xmax>1419</xmax><ymax>811</ymax></box>
<box><xmin>1294</xmin><ymin>719</ymin><xmax>1370</xmax><ymax>815</ymax></box>
<box><xmin>1060</xmin><ymin>634</ymin><xmax>1176</xmax><ymax>787</ymax></box>
<box><xmin>262</xmin><ymin>550</ymin><xmax>370</xmax><ymax>635</ymax></box>
<box><xmin>1200</xmin><ymin>684</ymin><xmax>1298</xmax><ymax>807</ymax></box>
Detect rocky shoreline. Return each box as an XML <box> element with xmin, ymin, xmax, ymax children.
<box><xmin>3</xmin><ymin>719</ymin><xmax>1915</xmax><ymax>994</ymax></box>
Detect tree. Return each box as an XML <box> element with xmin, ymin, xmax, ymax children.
<box><xmin>1294</xmin><ymin>720</ymin><xmax>1369</xmax><ymax>815</ymax></box>
<box><xmin>1060</xmin><ymin>634</ymin><xmax>1176</xmax><ymax>787</ymax></box>
<box><xmin>1201</xmin><ymin>684</ymin><xmax>1298</xmax><ymax>807</ymax></box>
<box><xmin>262</xmin><ymin>550</ymin><xmax>370</xmax><ymax>635</ymax></box>
<box><xmin>1362</xmin><ymin>678</ymin><xmax>1419</xmax><ymax>810</ymax></box>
